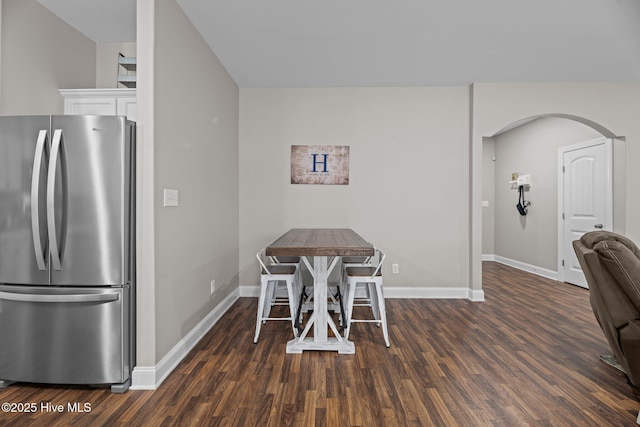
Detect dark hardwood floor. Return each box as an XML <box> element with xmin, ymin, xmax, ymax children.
<box><xmin>1</xmin><ymin>261</ymin><xmax>638</xmax><ymax>426</ymax></box>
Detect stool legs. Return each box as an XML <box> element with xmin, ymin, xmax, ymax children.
<box><xmin>285</xmin><ymin>277</ymin><xmax>299</xmax><ymax>337</ymax></box>
<box><xmin>254</xmin><ymin>276</ymin><xmax>300</xmax><ymax>343</ymax></box>
<box><xmin>344</xmin><ymin>278</ymin><xmax>358</xmax><ymax>340</ymax></box>
<box><xmin>373</xmin><ymin>282</ymin><xmax>390</xmax><ymax>347</ymax></box>
<box><xmin>254</xmin><ymin>276</ymin><xmax>270</xmax><ymax>343</ymax></box>
<box><xmin>344</xmin><ymin>279</ymin><xmax>390</xmax><ymax>347</ymax></box>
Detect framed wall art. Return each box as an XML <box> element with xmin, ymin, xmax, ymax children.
<box><xmin>290</xmin><ymin>145</ymin><xmax>350</xmax><ymax>185</ymax></box>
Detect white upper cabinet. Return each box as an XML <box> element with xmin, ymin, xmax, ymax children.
<box><xmin>60</xmin><ymin>89</ymin><xmax>136</xmax><ymax>121</ymax></box>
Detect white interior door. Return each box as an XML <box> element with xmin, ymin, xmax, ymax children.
<box><xmin>558</xmin><ymin>138</ymin><xmax>612</xmax><ymax>288</ymax></box>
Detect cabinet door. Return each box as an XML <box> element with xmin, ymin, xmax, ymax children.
<box><xmin>64</xmin><ymin>97</ymin><xmax>117</xmax><ymax>116</ymax></box>
<box><xmin>117</xmin><ymin>97</ymin><xmax>137</xmax><ymax>121</ymax></box>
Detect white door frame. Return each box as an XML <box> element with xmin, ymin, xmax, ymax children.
<box><xmin>557</xmin><ymin>137</ymin><xmax>613</xmax><ymax>284</ymax></box>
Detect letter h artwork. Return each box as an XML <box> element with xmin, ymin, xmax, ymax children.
<box><xmin>311</xmin><ymin>153</ymin><xmax>329</xmax><ymax>173</ymax></box>
<box><xmin>291</xmin><ymin>145</ymin><xmax>349</xmax><ymax>185</ymax></box>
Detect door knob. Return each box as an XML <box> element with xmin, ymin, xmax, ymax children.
<box><xmin>594</xmin><ymin>224</ymin><xmax>604</xmax><ymax>229</ymax></box>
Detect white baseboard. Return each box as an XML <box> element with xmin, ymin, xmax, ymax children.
<box><xmin>489</xmin><ymin>254</ymin><xmax>558</xmax><ymax>281</ymax></box>
<box><xmin>469</xmin><ymin>289</ymin><xmax>486</xmax><ymax>302</ymax></box>
<box><xmin>384</xmin><ymin>286</ymin><xmax>484</xmax><ymax>301</ymax></box>
<box><xmin>239</xmin><ymin>285</ymin><xmax>260</xmax><ymax>298</ymax></box>
<box><xmin>240</xmin><ymin>285</ymin><xmax>484</xmax><ymax>301</ymax></box>
<box><xmin>130</xmin><ymin>288</ymin><xmax>239</xmax><ymax>390</ymax></box>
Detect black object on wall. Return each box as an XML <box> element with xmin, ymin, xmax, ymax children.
<box><xmin>516</xmin><ymin>185</ymin><xmax>531</xmax><ymax>216</ymax></box>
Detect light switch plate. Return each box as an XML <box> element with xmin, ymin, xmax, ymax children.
<box><xmin>163</xmin><ymin>189</ymin><xmax>179</xmax><ymax>207</ymax></box>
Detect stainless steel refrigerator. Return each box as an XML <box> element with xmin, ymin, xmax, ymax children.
<box><xmin>0</xmin><ymin>115</ymin><xmax>135</xmax><ymax>393</ymax></box>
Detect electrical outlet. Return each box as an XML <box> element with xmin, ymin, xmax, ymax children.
<box><xmin>392</xmin><ymin>264</ymin><xmax>399</xmax><ymax>274</ymax></box>
<box><xmin>210</xmin><ymin>280</ymin><xmax>216</xmax><ymax>294</ymax></box>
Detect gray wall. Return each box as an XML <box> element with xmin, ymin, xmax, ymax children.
<box><xmin>239</xmin><ymin>87</ymin><xmax>470</xmax><ymax>290</ymax></box>
<box><xmin>136</xmin><ymin>0</ymin><xmax>239</xmax><ymax>365</ymax></box>
<box><xmin>0</xmin><ymin>0</ymin><xmax>96</xmax><ymax>114</ymax></box>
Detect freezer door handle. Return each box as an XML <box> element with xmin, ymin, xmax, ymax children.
<box><xmin>0</xmin><ymin>291</ymin><xmax>119</xmax><ymax>303</ymax></box>
<box><xmin>47</xmin><ymin>129</ymin><xmax>65</xmax><ymax>270</ymax></box>
<box><xmin>30</xmin><ymin>130</ymin><xmax>48</xmax><ymax>270</ymax></box>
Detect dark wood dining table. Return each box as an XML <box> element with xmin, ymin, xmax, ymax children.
<box><xmin>266</xmin><ymin>228</ymin><xmax>374</xmax><ymax>353</ymax></box>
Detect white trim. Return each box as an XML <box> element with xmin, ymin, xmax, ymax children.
<box><xmin>240</xmin><ymin>284</ymin><xmax>483</xmax><ymax>301</ymax></box>
<box><xmin>482</xmin><ymin>254</ymin><xmax>496</xmax><ymax>262</ymax></box>
<box><xmin>59</xmin><ymin>88</ymin><xmax>136</xmax><ymax>98</ymax></box>
<box><xmin>385</xmin><ymin>286</ymin><xmax>484</xmax><ymax>301</ymax></box>
<box><xmin>135</xmin><ymin>5</ymin><xmax>157</xmax><ymax>386</ymax></box>
<box><xmin>469</xmin><ymin>289</ymin><xmax>485</xmax><ymax>301</ymax></box>
<box><xmin>492</xmin><ymin>255</ymin><xmax>558</xmax><ymax>281</ymax></box>
<box><xmin>130</xmin><ymin>288</ymin><xmax>239</xmax><ymax>390</ymax></box>
<box><xmin>240</xmin><ymin>285</ymin><xmax>260</xmax><ymax>297</ymax></box>
<box><xmin>129</xmin><ymin>366</ymin><xmax>156</xmax><ymax>389</ymax></box>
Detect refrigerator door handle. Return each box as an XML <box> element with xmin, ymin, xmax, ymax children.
<box><xmin>47</xmin><ymin>129</ymin><xmax>64</xmax><ymax>270</ymax></box>
<box><xmin>30</xmin><ymin>130</ymin><xmax>48</xmax><ymax>270</ymax></box>
<box><xmin>0</xmin><ymin>291</ymin><xmax>119</xmax><ymax>303</ymax></box>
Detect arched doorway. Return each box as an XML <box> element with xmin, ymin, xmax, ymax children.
<box><xmin>471</xmin><ymin>112</ymin><xmax>625</xmax><ymax>298</ymax></box>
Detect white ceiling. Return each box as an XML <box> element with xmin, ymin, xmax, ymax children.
<box><xmin>38</xmin><ymin>0</ymin><xmax>640</xmax><ymax>88</ymax></box>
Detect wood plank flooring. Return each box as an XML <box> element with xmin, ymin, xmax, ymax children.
<box><xmin>0</xmin><ymin>261</ymin><xmax>638</xmax><ymax>426</ymax></box>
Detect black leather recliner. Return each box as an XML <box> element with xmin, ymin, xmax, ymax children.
<box><xmin>573</xmin><ymin>231</ymin><xmax>640</xmax><ymax>387</ymax></box>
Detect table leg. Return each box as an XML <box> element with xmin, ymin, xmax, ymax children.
<box><xmin>286</xmin><ymin>255</ymin><xmax>355</xmax><ymax>354</ymax></box>
<box><xmin>314</xmin><ymin>256</ymin><xmax>328</xmax><ymax>342</ymax></box>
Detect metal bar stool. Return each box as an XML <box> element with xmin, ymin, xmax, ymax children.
<box><xmin>254</xmin><ymin>249</ymin><xmax>301</xmax><ymax>343</ymax></box>
<box><xmin>344</xmin><ymin>249</ymin><xmax>390</xmax><ymax>347</ymax></box>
